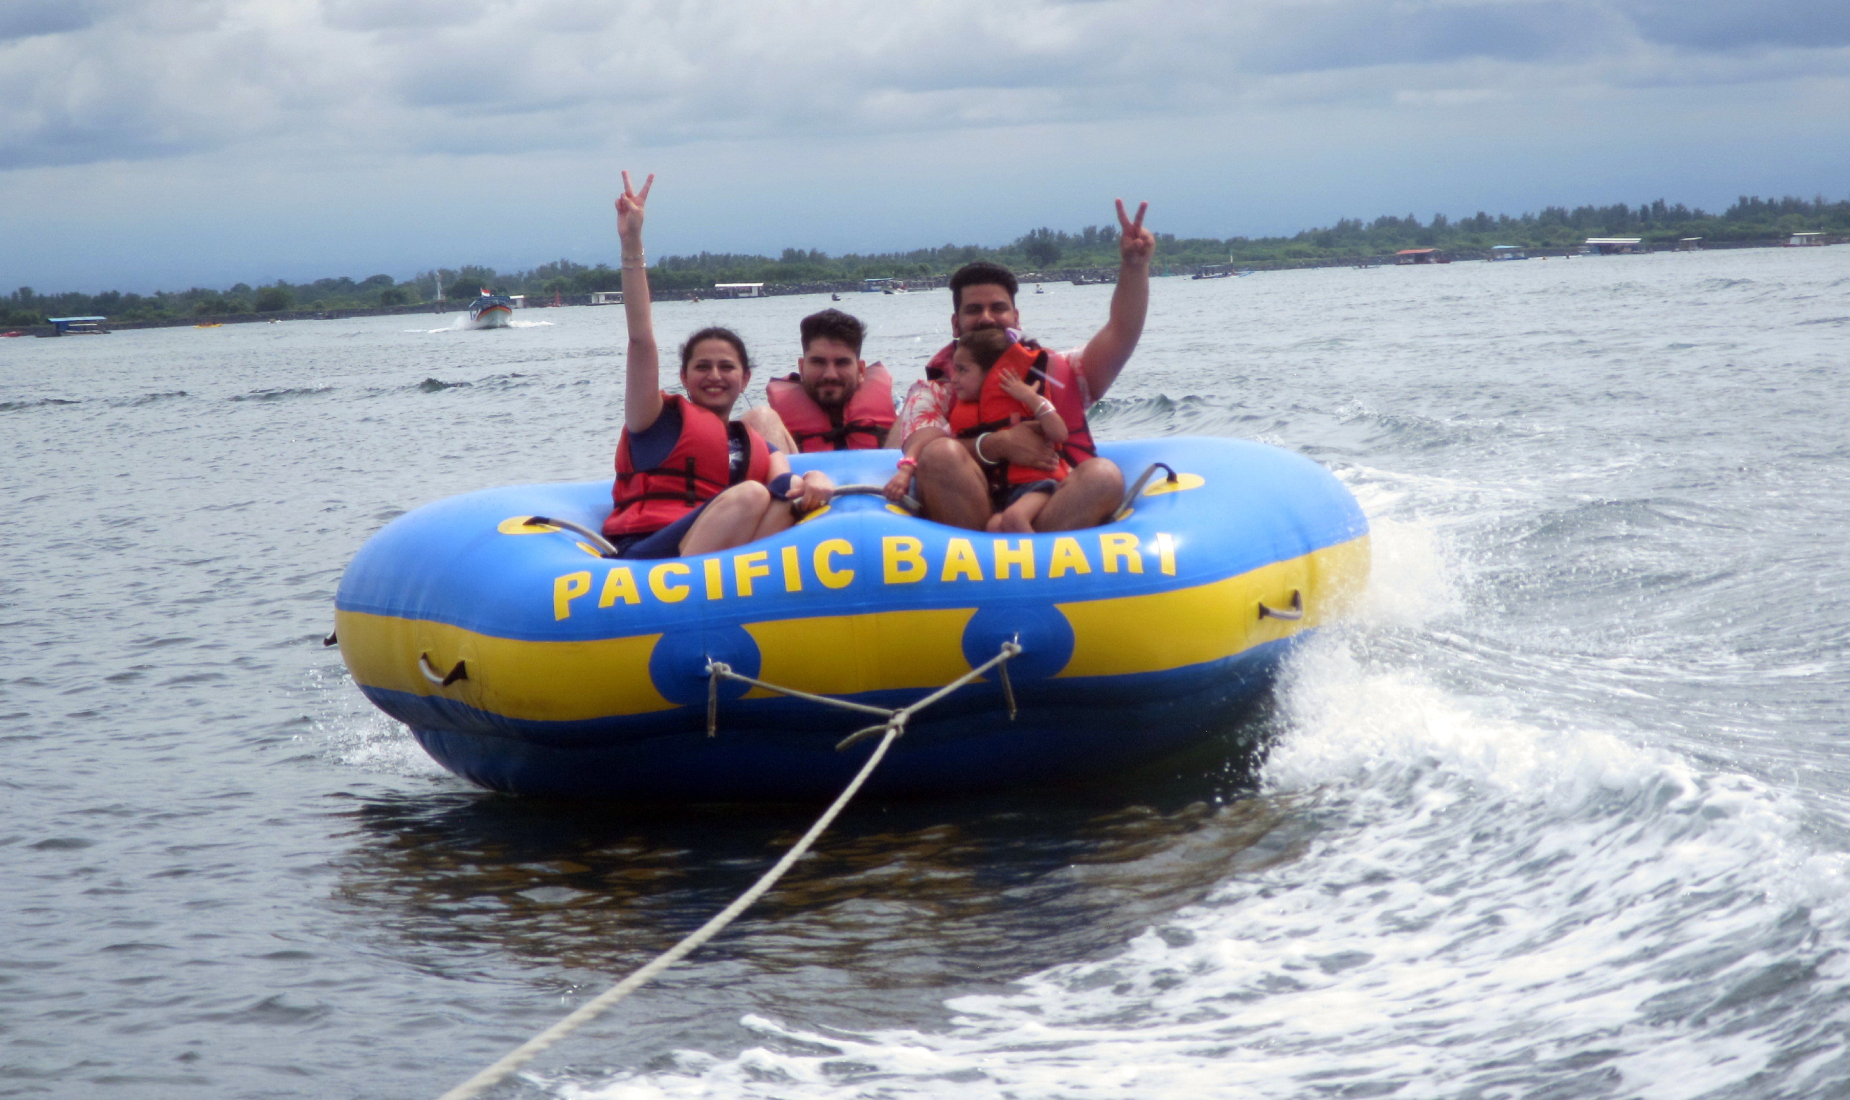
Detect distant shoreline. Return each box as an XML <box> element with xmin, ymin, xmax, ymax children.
<box><xmin>3</xmin><ymin>234</ymin><xmax>1832</xmax><ymax>338</ymax></box>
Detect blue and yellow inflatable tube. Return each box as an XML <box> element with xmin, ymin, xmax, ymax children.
<box><xmin>334</xmin><ymin>438</ymin><xmax>1368</xmax><ymax>801</ymax></box>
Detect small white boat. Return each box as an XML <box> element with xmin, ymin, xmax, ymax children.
<box><xmin>468</xmin><ymin>291</ymin><xmax>513</xmax><ymax>329</ymax></box>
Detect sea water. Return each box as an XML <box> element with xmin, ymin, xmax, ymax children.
<box><xmin>3</xmin><ymin>247</ymin><xmax>1847</xmax><ymax>1099</ymax></box>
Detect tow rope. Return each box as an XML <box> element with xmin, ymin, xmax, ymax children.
<box><xmin>434</xmin><ymin>640</ymin><xmax>1023</xmax><ymax>1100</ymax></box>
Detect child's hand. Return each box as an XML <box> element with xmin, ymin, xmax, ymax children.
<box><xmin>882</xmin><ymin>467</ymin><xmax>913</xmax><ymax>504</ymax></box>
<box><xmin>998</xmin><ymin>372</ymin><xmax>1039</xmax><ymax>405</ymax></box>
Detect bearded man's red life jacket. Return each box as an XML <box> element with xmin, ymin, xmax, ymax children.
<box><xmin>604</xmin><ymin>393</ymin><xmax>772</xmax><ymax>538</ymax></box>
<box><xmin>765</xmin><ymin>363</ymin><xmax>896</xmax><ymax>452</ymax></box>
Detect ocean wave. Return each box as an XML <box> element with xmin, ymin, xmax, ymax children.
<box><xmin>123</xmin><ymin>390</ymin><xmax>189</xmax><ymax>406</ymax></box>
<box><xmin>227</xmin><ymin>386</ymin><xmax>335</xmax><ymax>402</ymax></box>
<box><xmin>0</xmin><ymin>397</ymin><xmax>81</xmax><ymax>412</ymax></box>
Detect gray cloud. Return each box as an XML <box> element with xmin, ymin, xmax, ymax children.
<box><xmin>0</xmin><ymin>0</ymin><xmax>105</xmax><ymax>42</ymax></box>
<box><xmin>0</xmin><ymin>0</ymin><xmax>1844</xmax><ymax>175</ymax></box>
<box><xmin>1244</xmin><ymin>1</ymin><xmax>1619</xmax><ymax>75</ymax></box>
<box><xmin>1622</xmin><ymin>0</ymin><xmax>1850</xmax><ymax>50</ymax></box>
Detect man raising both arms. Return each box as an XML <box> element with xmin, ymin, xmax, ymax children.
<box><xmin>891</xmin><ymin>198</ymin><xmax>1156</xmax><ymax>531</ymax></box>
<box><xmin>743</xmin><ymin>308</ymin><xmax>896</xmax><ymax>454</ymax></box>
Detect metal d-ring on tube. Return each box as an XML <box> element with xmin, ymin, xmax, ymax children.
<box><xmin>996</xmin><ymin>631</ymin><xmax>1020</xmax><ymax>720</ymax></box>
<box><xmin>1257</xmin><ymin>590</ymin><xmax>1304</xmax><ymax>621</ymax></box>
<box><xmin>1115</xmin><ymin>462</ymin><xmax>1179</xmax><ymax>520</ymax></box>
<box><xmin>524</xmin><ymin>515</ymin><xmax>622</xmax><ymax>558</ymax></box>
<box><xmin>418</xmin><ymin>653</ymin><xmax>468</xmax><ymax>686</ymax></box>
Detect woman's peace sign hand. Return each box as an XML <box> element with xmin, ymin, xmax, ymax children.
<box><xmin>616</xmin><ymin>171</ymin><xmax>654</xmax><ymax>246</ymax></box>
<box><xmin>1116</xmin><ymin>198</ymin><xmax>1154</xmax><ymax>267</ymax></box>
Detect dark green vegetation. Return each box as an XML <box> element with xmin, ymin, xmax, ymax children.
<box><xmin>5</xmin><ymin>195</ymin><xmax>1846</xmax><ymax>328</ymax></box>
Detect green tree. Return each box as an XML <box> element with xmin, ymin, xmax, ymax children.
<box><xmin>254</xmin><ymin>284</ymin><xmax>293</xmax><ymax>312</ymax></box>
<box><xmin>1019</xmin><ymin>228</ymin><xmax>1062</xmax><ymax>268</ymax></box>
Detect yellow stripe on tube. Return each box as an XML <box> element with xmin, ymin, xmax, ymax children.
<box><xmin>744</xmin><ymin>608</ymin><xmax>977</xmax><ymax>699</ymax></box>
<box><xmin>335</xmin><ymin>609</ymin><xmax>676</xmax><ymax>721</ymax></box>
<box><xmin>1056</xmin><ymin>537</ymin><xmax>1370</xmax><ymax>678</ymax></box>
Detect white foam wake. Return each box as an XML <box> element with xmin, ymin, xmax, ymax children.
<box><xmin>556</xmin><ymin>471</ymin><xmax>1850</xmax><ymax>1099</ymax></box>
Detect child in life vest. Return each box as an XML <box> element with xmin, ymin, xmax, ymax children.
<box><xmin>947</xmin><ymin>327</ymin><xmax>1072</xmax><ymax>533</ymax></box>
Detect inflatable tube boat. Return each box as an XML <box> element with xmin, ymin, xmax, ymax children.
<box><xmin>334</xmin><ymin>438</ymin><xmax>1368</xmax><ymax>801</ymax></box>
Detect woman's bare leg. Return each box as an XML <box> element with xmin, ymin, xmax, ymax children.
<box><xmin>680</xmin><ymin>482</ymin><xmax>775</xmax><ymax>555</ymax></box>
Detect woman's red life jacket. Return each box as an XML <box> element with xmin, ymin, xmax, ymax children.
<box><xmin>604</xmin><ymin>393</ymin><xmax>772</xmax><ymax>538</ymax></box>
<box><xmin>765</xmin><ymin>363</ymin><xmax>896</xmax><ymax>452</ymax></box>
<box><xmin>948</xmin><ymin>342</ymin><xmax>1095</xmax><ymax>487</ymax></box>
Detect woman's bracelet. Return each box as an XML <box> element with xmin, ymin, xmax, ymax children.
<box><xmin>1033</xmin><ymin>400</ymin><xmax>1056</xmax><ymax>418</ymax></box>
<box><xmin>896</xmin><ymin>456</ymin><xmax>917</xmax><ymax>471</ymax></box>
<box><xmin>974</xmin><ymin>432</ymin><xmax>998</xmax><ymax>465</ymax></box>
<box><xmin>621</xmin><ymin>251</ymin><xmax>645</xmax><ymax>269</ymax></box>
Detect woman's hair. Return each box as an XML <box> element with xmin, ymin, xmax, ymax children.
<box><xmin>679</xmin><ymin>326</ymin><xmax>751</xmax><ymax>375</ymax></box>
<box><xmin>957</xmin><ymin>327</ymin><xmax>1013</xmax><ymax>372</ymax></box>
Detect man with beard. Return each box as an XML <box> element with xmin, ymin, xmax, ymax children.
<box><xmin>747</xmin><ymin>308</ymin><xmax>896</xmax><ymax>454</ymax></box>
<box><xmin>887</xmin><ymin>198</ymin><xmax>1155</xmax><ymax>531</ymax></box>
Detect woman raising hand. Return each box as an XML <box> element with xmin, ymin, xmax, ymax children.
<box><xmin>602</xmin><ymin>172</ymin><xmax>831</xmax><ymax>558</ymax></box>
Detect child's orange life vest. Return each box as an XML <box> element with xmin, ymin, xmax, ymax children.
<box><xmin>947</xmin><ymin>340</ymin><xmax>1094</xmax><ymax>486</ymax></box>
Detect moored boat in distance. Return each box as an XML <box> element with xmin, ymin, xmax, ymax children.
<box><xmin>1395</xmin><ymin>249</ymin><xmax>1450</xmax><ymax>265</ymax></box>
<box><xmin>1488</xmin><ymin>245</ymin><xmax>1528</xmax><ymax>261</ymax></box>
<box><xmin>468</xmin><ymin>290</ymin><xmax>514</xmax><ymax>329</ymax></box>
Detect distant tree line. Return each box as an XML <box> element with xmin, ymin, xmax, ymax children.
<box><xmin>6</xmin><ymin>194</ymin><xmax>1847</xmax><ymax>328</ymax></box>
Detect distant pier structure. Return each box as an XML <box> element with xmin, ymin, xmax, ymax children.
<box><xmin>44</xmin><ymin>316</ymin><xmax>109</xmax><ymax>335</ymax></box>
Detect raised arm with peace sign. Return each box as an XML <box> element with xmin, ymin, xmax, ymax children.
<box><xmin>617</xmin><ymin>171</ymin><xmax>662</xmax><ymax>434</ymax></box>
<box><xmin>1076</xmin><ymin>197</ymin><xmax>1156</xmax><ymax>401</ymax></box>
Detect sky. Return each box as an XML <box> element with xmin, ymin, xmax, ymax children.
<box><xmin>3</xmin><ymin>0</ymin><xmax>1847</xmax><ymax>294</ymax></box>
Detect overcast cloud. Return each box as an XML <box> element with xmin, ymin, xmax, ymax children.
<box><xmin>2</xmin><ymin>0</ymin><xmax>1845</xmax><ymax>290</ymax></box>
